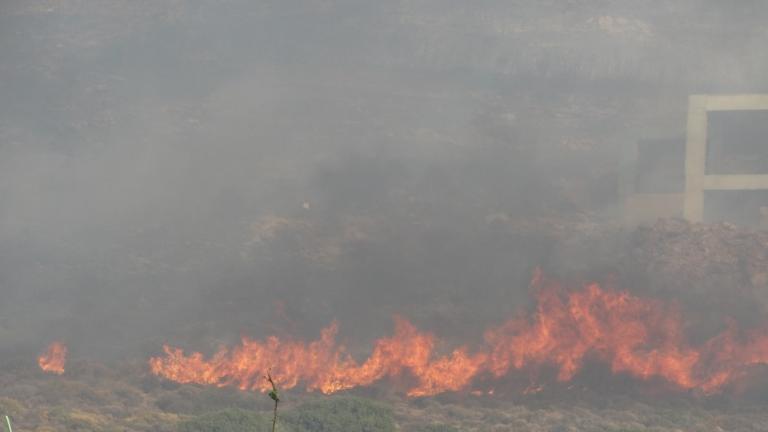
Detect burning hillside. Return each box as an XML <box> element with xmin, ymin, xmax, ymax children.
<box><xmin>149</xmin><ymin>269</ymin><xmax>768</xmax><ymax>397</ymax></box>
<box><xmin>20</xmin><ymin>221</ymin><xmax>768</xmax><ymax>431</ymax></box>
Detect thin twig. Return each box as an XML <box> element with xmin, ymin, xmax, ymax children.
<box><xmin>265</xmin><ymin>371</ymin><xmax>280</xmax><ymax>432</ymax></box>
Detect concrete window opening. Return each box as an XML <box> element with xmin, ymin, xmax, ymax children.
<box><xmin>622</xmin><ymin>138</ymin><xmax>685</xmax><ymax>226</ymax></box>
<box><xmin>684</xmin><ymin>94</ymin><xmax>768</xmax><ymax>223</ymax></box>
<box><xmin>707</xmin><ymin>110</ymin><xmax>768</xmax><ymax>175</ymax></box>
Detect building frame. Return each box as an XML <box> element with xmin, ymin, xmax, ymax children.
<box><xmin>684</xmin><ymin>94</ymin><xmax>768</xmax><ymax>221</ymax></box>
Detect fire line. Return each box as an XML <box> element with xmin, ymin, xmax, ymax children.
<box><xmin>149</xmin><ymin>270</ymin><xmax>768</xmax><ymax>396</ymax></box>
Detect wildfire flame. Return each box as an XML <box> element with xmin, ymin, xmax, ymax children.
<box><xmin>149</xmin><ymin>269</ymin><xmax>768</xmax><ymax>396</ymax></box>
<box><xmin>39</xmin><ymin>341</ymin><xmax>67</xmax><ymax>375</ymax></box>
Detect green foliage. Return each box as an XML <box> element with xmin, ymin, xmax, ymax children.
<box><xmin>39</xmin><ymin>380</ymin><xmax>105</xmax><ymax>405</ymax></box>
<box><xmin>606</xmin><ymin>429</ymin><xmax>651</xmax><ymax>432</ymax></box>
<box><xmin>46</xmin><ymin>407</ymin><xmax>116</xmax><ymax>432</ymax></box>
<box><xmin>177</xmin><ymin>408</ymin><xmax>280</xmax><ymax>432</ymax></box>
<box><xmin>411</xmin><ymin>424</ymin><xmax>460</xmax><ymax>432</ymax></box>
<box><xmin>0</xmin><ymin>397</ymin><xmax>26</xmax><ymax>419</ymax></box>
<box><xmin>268</xmin><ymin>390</ymin><xmax>279</xmax><ymax>402</ymax></box>
<box><xmin>124</xmin><ymin>411</ymin><xmax>179</xmax><ymax>432</ymax></box>
<box><xmin>157</xmin><ymin>386</ymin><xmax>260</xmax><ymax>414</ymax></box>
<box><xmin>110</xmin><ymin>383</ymin><xmax>144</xmax><ymax>407</ymax></box>
<box><xmin>282</xmin><ymin>397</ymin><xmax>395</xmax><ymax>432</ymax></box>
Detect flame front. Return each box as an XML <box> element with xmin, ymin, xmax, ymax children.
<box><xmin>39</xmin><ymin>341</ymin><xmax>67</xmax><ymax>375</ymax></box>
<box><xmin>149</xmin><ymin>271</ymin><xmax>768</xmax><ymax>396</ymax></box>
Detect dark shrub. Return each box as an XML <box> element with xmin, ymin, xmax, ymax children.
<box><xmin>177</xmin><ymin>408</ymin><xmax>278</xmax><ymax>432</ymax></box>
<box><xmin>413</xmin><ymin>423</ymin><xmax>460</xmax><ymax>432</ymax></box>
<box><xmin>412</xmin><ymin>425</ymin><xmax>461</xmax><ymax>432</ymax></box>
<box><xmin>283</xmin><ymin>397</ymin><xmax>395</xmax><ymax>432</ymax></box>
<box><xmin>157</xmin><ymin>386</ymin><xmax>260</xmax><ymax>414</ymax></box>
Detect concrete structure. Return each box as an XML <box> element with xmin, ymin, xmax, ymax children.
<box><xmin>684</xmin><ymin>94</ymin><xmax>768</xmax><ymax>221</ymax></box>
<box><xmin>621</xmin><ymin>138</ymin><xmax>685</xmax><ymax>226</ymax></box>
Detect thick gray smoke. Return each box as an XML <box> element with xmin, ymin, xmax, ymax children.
<box><xmin>1</xmin><ymin>0</ymin><xmax>767</xmax><ymax>361</ymax></box>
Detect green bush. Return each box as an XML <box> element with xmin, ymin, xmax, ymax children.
<box><xmin>157</xmin><ymin>386</ymin><xmax>261</xmax><ymax>414</ymax></box>
<box><xmin>47</xmin><ymin>407</ymin><xmax>115</xmax><ymax>432</ymax></box>
<box><xmin>177</xmin><ymin>408</ymin><xmax>279</xmax><ymax>432</ymax></box>
<box><xmin>0</xmin><ymin>397</ymin><xmax>26</xmax><ymax>419</ymax></box>
<box><xmin>411</xmin><ymin>425</ymin><xmax>460</xmax><ymax>432</ymax></box>
<box><xmin>123</xmin><ymin>410</ymin><xmax>179</xmax><ymax>432</ymax></box>
<box><xmin>39</xmin><ymin>380</ymin><xmax>105</xmax><ymax>405</ymax></box>
<box><xmin>283</xmin><ymin>397</ymin><xmax>395</xmax><ymax>432</ymax></box>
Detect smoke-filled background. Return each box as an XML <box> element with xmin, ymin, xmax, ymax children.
<box><xmin>2</xmin><ymin>0</ymin><xmax>768</xmax><ymax>367</ymax></box>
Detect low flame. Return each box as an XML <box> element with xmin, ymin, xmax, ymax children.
<box><xmin>39</xmin><ymin>341</ymin><xmax>67</xmax><ymax>375</ymax></box>
<box><xmin>149</xmin><ymin>270</ymin><xmax>768</xmax><ymax>396</ymax></box>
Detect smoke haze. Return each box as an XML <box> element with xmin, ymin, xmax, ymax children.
<box><xmin>1</xmin><ymin>1</ymin><xmax>768</xmax><ymax>365</ymax></box>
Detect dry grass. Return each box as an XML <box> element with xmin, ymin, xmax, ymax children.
<box><xmin>2</xmin><ymin>360</ymin><xmax>767</xmax><ymax>431</ymax></box>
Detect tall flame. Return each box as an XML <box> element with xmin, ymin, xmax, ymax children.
<box><xmin>39</xmin><ymin>341</ymin><xmax>67</xmax><ymax>375</ymax></box>
<box><xmin>149</xmin><ymin>270</ymin><xmax>768</xmax><ymax>396</ymax></box>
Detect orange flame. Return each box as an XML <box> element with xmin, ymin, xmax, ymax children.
<box><xmin>39</xmin><ymin>341</ymin><xmax>67</xmax><ymax>375</ymax></box>
<box><xmin>149</xmin><ymin>270</ymin><xmax>768</xmax><ymax>396</ymax></box>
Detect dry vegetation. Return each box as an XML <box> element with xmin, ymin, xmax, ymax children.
<box><xmin>4</xmin><ymin>218</ymin><xmax>768</xmax><ymax>431</ymax></box>
<box><xmin>3</xmin><ymin>1</ymin><xmax>768</xmax><ymax>431</ymax></box>
<box><xmin>3</xmin><ymin>361</ymin><xmax>768</xmax><ymax>431</ymax></box>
